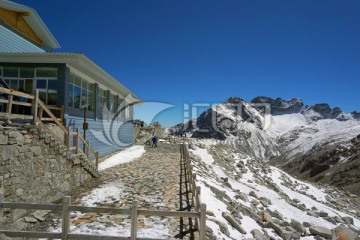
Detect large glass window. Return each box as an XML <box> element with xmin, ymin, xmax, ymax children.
<box><xmin>68</xmin><ymin>73</ymin><xmax>93</xmax><ymax>110</ymax></box>
<box><xmin>0</xmin><ymin>66</ymin><xmax>57</xmax><ymax>105</ymax></box>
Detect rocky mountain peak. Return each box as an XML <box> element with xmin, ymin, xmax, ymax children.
<box><xmin>223</xmin><ymin>96</ymin><xmax>245</xmax><ymax>104</ymax></box>
<box><xmin>251</xmin><ymin>96</ymin><xmax>304</xmax><ymax>115</ymax></box>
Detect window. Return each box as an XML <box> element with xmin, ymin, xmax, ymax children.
<box><xmin>36</xmin><ymin>68</ymin><xmax>57</xmax><ymax>78</ymax></box>
<box><xmin>98</xmin><ymin>88</ymin><xmax>105</xmax><ymax>110</ymax></box>
<box><xmin>68</xmin><ymin>73</ymin><xmax>93</xmax><ymax>110</ymax></box>
<box><xmin>0</xmin><ymin>66</ymin><xmax>57</xmax><ymax>105</ymax></box>
<box><xmin>109</xmin><ymin>93</ymin><xmax>115</xmax><ymax>113</ymax></box>
<box><xmin>3</xmin><ymin>67</ymin><xmax>18</xmax><ymax>77</ymax></box>
<box><xmin>20</xmin><ymin>68</ymin><xmax>34</xmax><ymax>78</ymax></box>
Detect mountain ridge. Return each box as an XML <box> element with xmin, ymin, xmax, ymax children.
<box><xmin>169</xmin><ymin>96</ymin><xmax>360</xmax><ymax>195</ymax></box>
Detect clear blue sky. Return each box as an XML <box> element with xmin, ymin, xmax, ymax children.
<box><xmin>15</xmin><ymin>0</ymin><xmax>360</xmax><ymax>127</ymax></box>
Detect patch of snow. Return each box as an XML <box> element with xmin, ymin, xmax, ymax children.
<box><xmin>98</xmin><ymin>145</ymin><xmax>145</xmax><ymax>171</ymax></box>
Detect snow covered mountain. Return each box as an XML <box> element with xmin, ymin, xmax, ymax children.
<box><xmin>169</xmin><ymin>96</ymin><xmax>360</xmax><ymax>194</ymax></box>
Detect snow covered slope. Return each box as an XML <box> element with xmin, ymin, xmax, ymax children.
<box><xmin>188</xmin><ymin>140</ymin><xmax>360</xmax><ymax>240</ymax></box>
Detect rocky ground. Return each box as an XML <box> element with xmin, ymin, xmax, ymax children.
<box><xmin>281</xmin><ymin>135</ymin><xmax>360</xmax><ymax>195</ymax></box>
<box><xmin>188</xmin><ymin>140</ymin><xmax>360</xmax><ymax>240</ymax></box>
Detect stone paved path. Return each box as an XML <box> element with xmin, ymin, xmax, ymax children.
<box><xmin>21</xmin><ymin>141</ymin><xmax>189</xmax><ymax>239</ymax></box>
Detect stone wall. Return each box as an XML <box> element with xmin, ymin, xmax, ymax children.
<box><xmin>0</xmin><ymin>124</ymin><xmax>93</xmax><ymax>221</ymax></box>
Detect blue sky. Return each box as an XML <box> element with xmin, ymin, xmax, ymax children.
<box><xmin>15</xmin><ymin>0</ymin><xmax>360</xmax><ymax>127</ymax></box>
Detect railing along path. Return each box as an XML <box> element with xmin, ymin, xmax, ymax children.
<box><xmin>0</xmin><ymin>87</ymin><xmax>99</xmax><ymax>176</ymax></box>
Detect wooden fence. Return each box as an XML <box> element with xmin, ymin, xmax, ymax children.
<box><xmin>0</xmin><ymin>87</ymin><xmax>99</xmax><ymax>175</ymax></box>
<box><xmin>0</xmin><ymin>193</ymin><xmax>206</xmax><ymax>240</ymax></box>
<box><xmin>180</xmin><ymin>143</ymin><xmax>206</xmax><ymax>238</ymax></box>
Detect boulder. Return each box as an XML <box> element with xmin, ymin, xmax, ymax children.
<box><xmin>341</xmin><ymin>217</ymin><xmax>354</xmax><ymax>225</ymax></box>
<box><xmin>268</xmin><ymin>209</ymin><xmax>283</xmax><ymax>220</ymax></box>
<box><xmin>335</xmin><ymin>225</ymin><xmax>358</xmax><ymax>240</ymax></box>
<box><xmin>249</xmin><ymin>191</ymin><xmax>258</xmax><ymax>198</ymax></box>
<box><xmin>319</xmin><ymin>211</ymin><xmax>328</xmax><ymax>217</ymax></box>
<box><xmin>290</xmin><ymin>219</ymin><xmax>306</xmax><ymax>235</ymax></box>
<box><xmin>236</xmin><ymin>193</ymin><xmax>249</xmax><ymax>202</ymax></box>
<box><xmin>309</xmin><ymin>226</ymin><xmax>332</xmax><ymax>239</ymax></box>
<box><xmin>251</xmin><ymin>229</ymin><xmax>269</xmax><ymax>240</ymax></box>
<box><xmin>222</xmin><ymin>212</ymin><xmax>246</xmax><ymax>234</ymax></box>
<box><xmin>264</xmin><ymin>221</ymin><xmax>283</xmax><ymax>235</ymax></box>
<box><xmin>324</xmin><ymin>217</ymin><xmax>337</xmax><ymax>225</ymax></box>
<box><xmin>261</xmin><ymin>211</ymin><xmax>272</xmax><ymax>223</ymax></box>
<box><xmin>335</xmin><ymin>216</ymin><xmax>345</xmax><ymax>224</ymax></box>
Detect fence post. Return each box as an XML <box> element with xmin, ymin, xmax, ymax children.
<box><xmin>75</xmin><ymin>128</ymin><xmax>80</xmax><ymax>154</ymax></box>
<box><xmin>130</xmin><ymin>200</ymin><xmax>138</xmax><ymax>240</ymax></box>
<box><xmin>95</xmin><ymin>152</ymin><xmax>99</xmax><ymax>170</ymax></box>
<box><xmin>38</xmin><ymin>106</ymin><xmax>44</xmax><ymax>122</ymax></box>
<box><xmin>5</xmin><ymin>95</ymin><xmax>13</xmax><ymax>123</ymax></box>
<box><xmin>199</xmin><ymin>203</ymin><xmax>207</xmax><ymax>240</ymax></box>
<box><xmin>86</xmin><ymin>141</ymin><xmax>90</xmax><ymax>159</ymax></box>
<box><xmin>0</xmin><ymin>192</ymin><xmax>4</xmax><ymax>237</ymax></box>
<box><xmin>32</xmin><ymin>90</ymin><xmax>39</xmax><ymax>125</ymax></box>
<box><xmin>66</xmin><ymin>128</ymin><xmax>71</xmax><ymax>151</ymax></box>
<box><xmin>62</xmin><ymin>196</ymin><xmax>71</xmax><ymax>240</ymax></box>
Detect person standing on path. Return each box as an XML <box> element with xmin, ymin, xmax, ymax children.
<box><xmin>152</xmin><ymin>136</ymin><xmax>158</xmax><ymax>148</ymax></box>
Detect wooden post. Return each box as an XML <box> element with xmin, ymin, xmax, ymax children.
<box><xmin>5</xmin><ymin>95</ymin><xmax>13</xmax><ymax>123</ymax></box>
<box><xmin>130</xmin><ymin>200</ymin><xmax>138</xmax><ymax>240</ymax></box>
<box><xmin>38</xmin><ymin>106</ymin><xmax>44</xmax><ymax>122</ymax></box>
<box><xmin>0</xmin><ymin>192</ymin><xmax>4</xmax><ymax>237</ymax></box>
<box><xmin>95</xmin><ymin>152</ymin><xmax>99</xmax><ymax>170</ymax></box>
<box><xmin>86</xmin><ymin>141</ymin><xmax>90</xmax><ymax>159</ymax></box>
<box><xmin>66</xmin><ymin>128</ymin><xmax>71</xmax><ymax>151</ymax></box>
<box><xmin>199</xmin><ymin>204</ymin><xmax>207</xmax><ymax>240</ymax></box>
<box><xmin>194</xmin><ymin>184</ymin><xmax>200</xmax><ymax>229</ymax></box>
<box><xmin>32</xmin><ymin>90</ymin><xmax>39</xmax><ymax>125</ymax></box>
<box><xmin>61</xmin><ymin>196</ymin><xmax>71</xmax><ymax>240</ymax></box>
<box><xmin>75</xmin><ymin>128</ymin><xmax>80</xmax><ymax>154</ymax></box>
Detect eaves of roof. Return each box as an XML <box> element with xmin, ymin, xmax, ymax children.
<box><xmin>0</xmin><ymin>0</ymin><xmax>60</xmax><ymax>50</ymax></box>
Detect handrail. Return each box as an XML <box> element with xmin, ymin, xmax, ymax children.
<box><xmin>0</xmin><ymin>194</ymin><xmax>205</xmax><ymax>240</ymax></box>
<box><xmin>0</xmin><ymin>86</ymin><xmax>35</xmax><ymax>99</ymax></box>
<box><xmin>0</xmin><ymin>88</ymin><xmax>99</xmax><ymax>176</ymax></box>
<box><xmin>38</xmin><ymin>100</ymin><xmax>67</xmax><ymax>132</ymax></box>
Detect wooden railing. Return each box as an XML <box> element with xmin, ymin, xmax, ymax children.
<box><xmin>0</xmin><ymin>193</ymin><xmax>206</xmax><ymax>240</ymax></box>
<box><xmin>0</xmin><ymin>86</ymin><xmax>63</xmax><ymax>123</ymax></box>
<box><xmin>0</xmin><ymin>87</ymin><xmax>99</xmax><ymax>176</ymax></box>
<box><xmin>180</xmin><ymin>143</ymin><xmax>207</xmax><ymax>239</ymax></box>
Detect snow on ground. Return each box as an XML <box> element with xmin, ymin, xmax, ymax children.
<box><xmin>266</xmin><ymin>113</ymin><xmax>307</xmax><ymax>138</ymax></box>
<box><xmin>189</xmin><ymin>142</ymin><xmax>360</xmax><ymax>239</ymax></box>
<box><xmin>81</xmin><ymin>180</ymin><xmax>123</xmax><ymax>207</ymax></box>
<box><xmin>98</xmin><ymin>145</ymin><xmax>145</xmax><ymax>171</ymax></box>
<box><xmin>189</xmin><ymin>146</ymin><xmax>214</xmax><ymax>164</ymax></box>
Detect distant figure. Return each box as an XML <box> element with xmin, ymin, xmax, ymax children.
<box><xmin>141</xmin><ymin>121</ymin><xmax>144</xmax><ymax>127</ymax></box>
<box><xmin>152</xmin><ymin>136</ymin><xmax>158</xmax><ymax>148</ymax></box>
